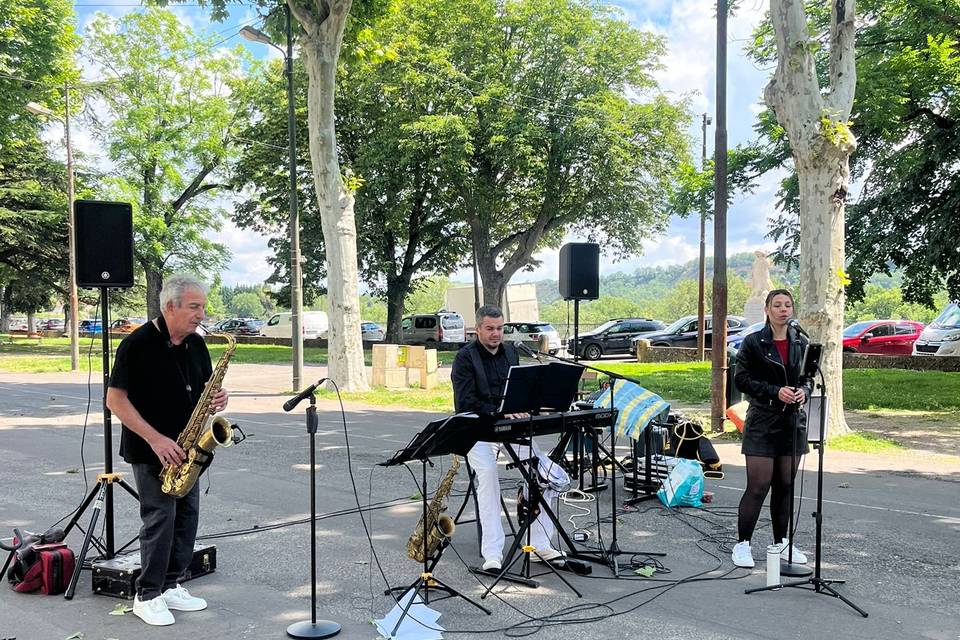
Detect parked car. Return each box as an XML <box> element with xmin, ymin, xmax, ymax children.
<box><xmin>567</xmin><ymin>318</ymin><xmax>666</xmax><ymax>360</ymax></box>
<box><xmin>261</xmin><ymin>311</ymin><xmax>328</xmax><ymax>340</ymax></box>
<box><xmin>842</xmin><ymin>320</ymin><xmax>924</xmax><ymax>356</ymax></box>
<box><xmin>361</xmin><ymin>321</ymin><xmax>385</xmax><ymax>342</ymax></box>
<box><xmin>214</xmin><ymin>317</ymin><xmax>263</xmax><ymax>336</ymax></box>
<box><xmin>79</xmin><ymin>319</ymin><xmax>103</xmax><ymax>336</ymax></box>
<box><xmin>726</xmin><ymin>321</ymin><xmax>765</xmax><ymax>350</ymax></box>
<box><xmin>912</xmin><ymin>302</ymin><xmax>960</xmax><ymax>356</ymax></box>
<box><xmin>110</xmin><ymin>318</ymin><xmax>145</xmax><ymax>334</ymax></box>
<box><xmin>43</xmin><ymin>318</ymin><xmax>65</xmax><ymax>332</ymax></box>
<box><xmin>400</xmin><ymin>311</ymin><xmax>466</xmax><ymax>345</ymax></box>
<box><xmin>502</xmin><ymin>322</ymin><xmax>562</xmax><ymax>355</ymax></box>
<box><xmin>632</xmin><ymin>315</ymin><xmax>747</xmax><ymax>351</ymax></box>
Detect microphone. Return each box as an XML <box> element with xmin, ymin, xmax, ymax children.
<box><xmin>283</xmin><ymin>378</ymin><xmax>328</xmax><ymax>412</ymax></box>
<box><xmin>515</xmin><ymin>342</ymin><xmax>540</xmax><ymax>360</ymax></box>
<box><xmin>788</xmin><ymin>319</ymin><xmax>809</xmax><ymax>338</ymax></box>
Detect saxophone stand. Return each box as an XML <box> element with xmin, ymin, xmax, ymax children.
<box><xmin>283</xmin><ymin>381</ymin><xmax>341</xmax><ymax>639</ymax></box>
<box><xmin>381</xmin><ymin>414</ymin><xmax>493</xmax><ymax>637</ymax></box>
<box><xmin>745</xmin><ymin>356</ymin><xmax>868</xmax><ymax>617</ymax></box>
<box><xmin>64</xmin><ymin>287</ymin><xmax>140</xmax><ymax>600</ymax></box>
<box><xmin>385</xmin><ymin>458</ymin><xmax>491</xmax><ymax>637</ymax></box>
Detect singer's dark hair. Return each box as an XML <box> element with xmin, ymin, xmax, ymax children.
<box><xmin>764</xmin><ymin>289</ymin><xmax>793</xmax><ymax>306</ymax></box>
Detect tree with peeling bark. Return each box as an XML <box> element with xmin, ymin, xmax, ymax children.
<box><xmin>183</xmin><ymin>0</ymin><xmax>384</xmax><ymax>391</ymax></box>
<box><xmin>765</xmin><ymin>0</ymin><xmax>857</xmax><ymax>435</ymax></box>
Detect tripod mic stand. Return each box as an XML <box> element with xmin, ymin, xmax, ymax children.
<box><xmin>745</xmin><ymin>363</ymin><xmax>868</xmax><ymax>617</ymax></box>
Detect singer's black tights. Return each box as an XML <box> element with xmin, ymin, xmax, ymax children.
<box><xmin>737</xmin><ymin>455</ymin><xmax>799</xmax><ymax>542</ymax></box>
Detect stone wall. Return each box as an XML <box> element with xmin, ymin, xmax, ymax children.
<box><xmin>636</xmin><ymin>346</ymin><xmax>960</xmax><ymax>372</ymax></box>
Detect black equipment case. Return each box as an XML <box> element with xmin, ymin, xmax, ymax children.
<box><xmin>91</xmin><ymin>543</ymin><xmax>216</xmax><ymax>599</ymax></box>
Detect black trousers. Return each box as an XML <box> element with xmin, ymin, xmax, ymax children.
<box><xmin>131</xmin><ymin>463</ymin><xmax>200</xmax><ymax>600</ymax></box>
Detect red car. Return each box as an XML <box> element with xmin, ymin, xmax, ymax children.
<box><xmin>842</xmin><ymin>320</ymin><xmax>924</xmax><ymax>356</ymax></box>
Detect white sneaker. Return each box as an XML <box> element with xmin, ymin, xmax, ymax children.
<box><xmin>532</xmin><ymin>547</ymin><xmax>566</xmax><ymax>563</ymax></box>
<box><xmin>731</xmin><ymin>541</ymin><xmax>755</xmax><ymax>568</ymax></box>
<box><xmin>161</xmin><ymin>584</ymin><xmax>208</xmax><ymax>611</ymax></box>
<box><xmin>481</xmin><ymin>557</ymin><xmax>502</xmax><ymax>571</ymax></box>
<box><xmin>133</xmin><ymin>594</ymin><xmax>175</xmax><ymax>626</ymax></box>
<box><xmin>775</xmin><ymin>540</ymin><xmax>808</xmax><ymax>564</ymax></box>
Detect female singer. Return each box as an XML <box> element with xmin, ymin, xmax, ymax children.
<box><xmin>731</xmin><ymin>289</ymin><xmax>811</xmax><ymax>568</ymax></box>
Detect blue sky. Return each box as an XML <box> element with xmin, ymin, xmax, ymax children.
<box><xmin>67</xmin><ymin>0</ymin><xmax>781</xmax><ymax>286</ymax></box>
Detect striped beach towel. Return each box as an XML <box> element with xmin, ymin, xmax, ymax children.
<box><xmin>593</xmin><ymin>381</ymin><xmax>670</xmax><ymax>441</ymax></box>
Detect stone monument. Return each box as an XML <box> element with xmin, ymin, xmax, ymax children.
<box><xmin>743</xmin><ymin>250</ymin><xmax>773</xmax><ymax>325</ymax></box>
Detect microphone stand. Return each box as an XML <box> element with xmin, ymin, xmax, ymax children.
<box><xmin>526</xmin><ymin>347</ymin><xmax>665</xmax><ymax>575</ymax></box>
<box><xmin>746</xmin><ymin>362</ymin><xmax>868</xmax><ymax>616</ymax></box>
<box><xmin>286</xmin><ymin>389</ymin><xmax>341</xmax><ymax>639</ymax></box>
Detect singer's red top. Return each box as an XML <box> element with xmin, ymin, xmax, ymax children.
<box><xmin>773</xmin><ymin>339</ymin><xmax>789</xmax><ymax>366</ymax></box>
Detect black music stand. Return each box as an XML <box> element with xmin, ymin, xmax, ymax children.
<box><xmin>380</xmin><ymin>414</ymin><xmax>491</xmax><ymax>637</ymax></box>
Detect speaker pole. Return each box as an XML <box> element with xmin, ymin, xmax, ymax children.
<box><xmin>573</xmin><ymin>299</ymin><xmax>580</xmax><ymax>362</ymax></box>
<box><xmin>99</xmin><ymin>286</ymin><xmax>116</xmax><ymax>558</ymax></box>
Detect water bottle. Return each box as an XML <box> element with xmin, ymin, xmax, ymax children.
<box><xmin>766</xmin><ymin>545</ymin><xmax>781</xmax><ymax>587</ymax></box>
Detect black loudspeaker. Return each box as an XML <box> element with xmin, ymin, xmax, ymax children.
<box><xmin>558</xmin><ymin>242</ymin><xmax>599</xmax><ymax>300</ymax></box>
<box><xmin>74</xmin><ymin>200</ymin><xmax>134</xmax><ymax>288</ymax></box>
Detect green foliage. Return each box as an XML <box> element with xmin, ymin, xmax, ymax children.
<box><xmin>403</xmin><ymin>276</ymin><xmax>450</xmax><ymax>315</ymax></box>
<box><xmin>83</xmin><ymin>9</ymin><xmax>242</xmax><ymax>312</ymax></box>
<box><xmin>0</xmin><ymin>0</ymin><xmax>79</xmax><ymax>150</ymax></box>
<box><xmin>0</xmin><ymin>141</ymin><xmax>69</xmax><ymax>307</ymax></box>
<box><xmin>843</xmin><ymin>368</ymin><xmax>960</xmax><ymax>412</ymax></box>
<box><xmin>829</xmin><ymin>432</ymin><xmax>905</xmax><ymax>453</ymax></box>
<box><xmin>228</xmin><ymin>292</ymin><xmax>265</xmax><ymax>319</ymax></box>
<box><xmin>844</xmin><ymin>285</ymin><xmax>948</xmax><ymax>324</ymax></box>
<box><xmin>746</xmin><ymin>0</ymin><xmax>960</xmax><ymax>303</ymax></box>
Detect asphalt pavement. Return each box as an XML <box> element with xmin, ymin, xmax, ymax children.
<box><xmin>0</xmin><ymin>364</ymin><xmax>958</xmax><ymax>640</ymax></box>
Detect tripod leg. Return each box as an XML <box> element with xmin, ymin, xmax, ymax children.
<box><xmin>531</xmin><ymin>551</ymin><xmax>582</xmax><ymax>597</ymax></box>
<box><xmin>64</xmin><ymin>483</ymin><xmax>105</xmax><ymax>600</ymax></box>
<box><xmin>62</xmin><ymin>482</ymin><xmax>102</xmax><ymax>538</ymax></box>
<box><xmin>1</xmin><ymin>549</ymin><xmax>13</xmax><ymax>579</ymax></box>
<box><xmin>818</xmin><ymin>581</ymin><xmax>869</xmax><ymax>618</ymax></box>
<box><xmin>117</xmin><ymin>478</ymin><xmax>140</xmax><ymax>501</ymax></box>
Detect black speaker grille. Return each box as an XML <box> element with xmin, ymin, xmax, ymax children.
<box><xmin>74</xmin><ymin>200</ymin><xmax>134</xmax><ymax>288</ymax></box>
<box><xmin>558</xmin><ymin>242</ymin><xmax>600</xmax><ymax>300</ymax></box>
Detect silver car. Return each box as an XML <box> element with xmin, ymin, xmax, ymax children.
<box><xmin>503</xmin><ymin>322</ymin><xmax>562</xmax><ymax>355</ymax></box>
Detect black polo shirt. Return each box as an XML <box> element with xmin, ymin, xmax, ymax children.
<box><xmin>108</xmin><ymin>314</ymin><xmax>213</xmax><ymax>464</ymax></box>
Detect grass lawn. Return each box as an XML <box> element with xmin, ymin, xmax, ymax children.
<box><xmin>0</xmin><ymin>339</ymin><xmax>457</xmax><ymax>373</ymax></box>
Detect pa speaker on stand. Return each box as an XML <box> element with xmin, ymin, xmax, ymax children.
<box><xmin>63</xmin><ymin>200</ymin><xmax>139</xmax><ymax>600</ymax></box>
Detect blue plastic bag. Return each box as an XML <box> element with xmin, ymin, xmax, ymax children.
<box><xmin>657</xmin><ymin>458</ymin><xmax>704</xmax><ymax>508</ymax></box>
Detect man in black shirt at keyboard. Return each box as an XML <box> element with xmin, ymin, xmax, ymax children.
<box><xmin>451</xmin><ymin>305</ymin><xmax>566</xmax><ymax>571</ymax></box>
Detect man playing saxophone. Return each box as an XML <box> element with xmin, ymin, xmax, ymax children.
<box><xmin>106</xmin><ymin>274</ymin><xmax>229</xmax><ymax>627</ymax></box>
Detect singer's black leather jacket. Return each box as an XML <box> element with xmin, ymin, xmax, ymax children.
<box><xmin>734</xmin><ymin>323</ymin><xmax>812</xmax><ymax>431</ymax></box>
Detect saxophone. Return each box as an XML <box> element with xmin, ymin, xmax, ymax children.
<box><xmin>160</xmin><ymin>334</ymin><xmax>237</xmax><ymax>497</ymax></box>
<box><xmin>407</xmin><ymin>455</ymin><xmax>459</xmax><ymax>562</ymax></box>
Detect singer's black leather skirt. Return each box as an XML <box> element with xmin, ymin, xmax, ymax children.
<box><xmin>741</xmin><ymin>406</ymin><xmax>809</xmax><ymax>457</ymax></box>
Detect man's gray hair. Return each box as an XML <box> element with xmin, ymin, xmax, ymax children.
<box><xmin>475</xmin><ymin>304</ymin><xmax>503</xmax><ymax>325</ymax></box>
<box><xmin>159</xmin><ymin>274</ymin><xmax>208</xmax><ymax>309</ymax></box>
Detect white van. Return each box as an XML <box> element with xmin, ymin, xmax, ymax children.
<box><xmin>260</xmin><ymin>311</ymin><xmax>329</xmax><ymax>340</ymax></box>
<box><xmin>912</xmin><ymin>302</ymin><xmax>960</xmax><ymax>356</ymax></box>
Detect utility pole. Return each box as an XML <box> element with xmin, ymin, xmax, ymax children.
<box><xmin>711</xmin><ymin>0</ymin><xmax>729</xmax><ymax>433</ymax></box>
<box><xmin>697</xmin><ymin>112</ymin><xmax>711</xmax><ymax>361</ymax></box>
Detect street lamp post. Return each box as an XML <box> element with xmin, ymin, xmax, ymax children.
<box><xmin>696</xmin><ymin>113</ymin><xmax>712</xmax><ymax>361</ymax></box>
<box><xmin>241</xmin><ymin>8</ymin><xmax>304</xmax><ymax>392</ymax></box>
<box><xmin>26</xmin><ymin>85</ymin><xmax>80</xmax><ymax>371</ymax></box>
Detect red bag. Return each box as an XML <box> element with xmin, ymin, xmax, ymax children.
<box><xmin>11</xmin><ymin>542</ymin><xmax>75</xmax><ymax>595</ymax></box>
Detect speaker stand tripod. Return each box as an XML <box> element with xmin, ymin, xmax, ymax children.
<box><xmin>64</xmin><ymin>287</ymin><xmax>140</xmax><ymax>599</ymax></box>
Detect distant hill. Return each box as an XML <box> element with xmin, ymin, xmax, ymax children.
<box><xmin>534</xmin><ymin>252</ymin><xmax>799</xmax><ymax>306</ymax></box>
